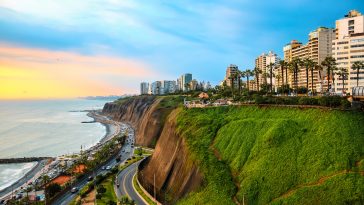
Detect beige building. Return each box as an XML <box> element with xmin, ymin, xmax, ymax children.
<box><xmin>333</xmin><ymin>10</ymin><xmax>364</xmax><ymax>94</ymax></box>
<box><xmin>224</xmin><ymin>64</ymin><xmax>239</xmax><ymax>88</ymax></box>
<box><xmin>254</xmin><ymin>51</ymin><xmax>280</xmax><ymax>91</ymax></box>
<box><xmin>284</xmin><ymin>27</ymin><xmax>335</xmax><ymax>92</ymax></box>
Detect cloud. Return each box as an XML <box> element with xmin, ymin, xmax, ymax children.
<box><xmin>0</xmin><ymin>44</ymin><xmax>159</xmax><ymax>99</ymax></box>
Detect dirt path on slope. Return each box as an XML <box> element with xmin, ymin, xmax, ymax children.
<box><xmin>272</xmin><ymin>168</ymin><xmax>364</xmax><ymax>203</ymax></box>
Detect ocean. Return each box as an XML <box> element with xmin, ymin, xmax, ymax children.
<box><xmin>0</xmin><ymin>99</ymin><xmax>110</xmax><ymax>191</ymax></box>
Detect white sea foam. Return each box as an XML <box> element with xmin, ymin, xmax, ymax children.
<box><xmin>0</xmin><ymin>162</ymin><xmax>37</xmax><ymax>191</ymax></box>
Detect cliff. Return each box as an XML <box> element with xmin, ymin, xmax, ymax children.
<box><xmin>102</xmin><ymin>96</ymin><xmax>204</xmax><ymax>204</ymax></box>
<box><xmin>102</xmin><ymin>96</ymin><xmax>173</xmax><ymax>147</ymax></box>
<box><xmin>138</xmin><ymin>109</ymin><xmax>203</xmax><ymax>204</ymax></box>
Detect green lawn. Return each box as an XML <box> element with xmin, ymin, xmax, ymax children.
<box><xmin>96</xmin><ymin>176</ymin><xmax>118</xmax><ymax>204</ymax></box>
<box><xmin>175</xmin><ymin>106</ymin><xmax>364</xmax><ymax>205</ymax></box>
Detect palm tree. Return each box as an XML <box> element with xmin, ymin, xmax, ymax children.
<box><xmin>253</xmin><ymin>67</ymin><xmax>262</xmax><ymax>91</ymax></box>
<box><xmin>267</xmin><ymin>63</ymin><xmax>276</xmax><ymax>93</ymax></box>
<box><xmin>278</xmin><ymin>60</ymin><xmax>288</xmax><ymax>86</ymax></box>
<box><xmin>336</xmin><ymin>68</ymin><xmax>349</xmax><ymax>94</ymax></box>
<box><xmin>237</xmin><ymin>70</ymin><xmax>243</xmax><ymax>95</ymax></box>
<box><xmin>308</xmin><ymin>61</ymin><xmax>319</xmax><ymax>94</ymax></box>
<box><xmin>276</xmin><ymin>74</ymin><xmax>282</xmax><ymax>93</ymax></box>
<box><xmin>321</xmin><ymin>57</ymin><xmax>337</xmax><ymax>92</ymax></box>
<box><xmin>302</xmin><ymin>58</ymin><xmax>314</xmax><ymax>92</ymax></box>
<box><xmin>352</xmin><ymin>61</ymin><xmax>364</xmax><ymax>87</ymax></box>
<box><xmin>289</xmin><ymin>58</ymin><xmax>302</xmax><ymax>92</ymax></box>
<box><xmin>244</xmin><ymin>69</ymin><xmax>254</xmax><ymax>92</ymax></box>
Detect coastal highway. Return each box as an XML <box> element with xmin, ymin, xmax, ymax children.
<box><xmin>115</xmin><ymin>160</ymin><xmax>146</xmax><ymax>205</ymax></box>
<box><xmin>52</xmin><ymin>127</ymin><xmax>135</xmax><ymax>205</ymax></box>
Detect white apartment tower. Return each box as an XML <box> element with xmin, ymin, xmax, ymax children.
<box><xmin>255</xmin><ymin>51</ymin><xmax>280</xmax><ymax>90</ymax></box>
<box><xmin>333</xmin><ymin>10</ymin><xmax>364</xmax><ymax>94</ymax></box>
<box><xmin>140</xmin><ymin>82</ymin><xmax>149</xmax><ymax>95</ymax></box>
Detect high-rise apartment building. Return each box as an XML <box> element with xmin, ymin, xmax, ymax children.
<box><xmin>140</xmin><ymin>82</ymin><xmax>149</xmax><ymax>95</ymax></box>
<box><xmin>178</xmin><ymin>73</ymin><xmax>193</xmax><ymax>91</ymax></box>
<box><xmin>333</xmin><ymin>10</ymin><xmax>364</xmax><ymax>94</ymax></box>
<box><xmin>284</xmin><ymin>27</ymin><xmax>335</xmax><ymax>92</ymax></box>
<box><xmin>150</xmin><ymin>81</ymin><xmax>162</xmax><ymax>95</ymax></box>
<box><xmin>254</xmin><ymin>51</ymin><xmax>280</xmax><ymax>91</ymax></box>
<box><xmin>224</xmin><ymin>64</ymin><xmax>239</xmax><ymax>88</ymax></box>
<box><xmin>161</xmin><ymin>80</ymin><xmax>177</xmax><ymax>94</ymax></box>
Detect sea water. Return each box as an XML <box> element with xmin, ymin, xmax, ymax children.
<box><xmin>0</xmin><ymin>99</ymin><xmax>110</xmax><ymax>190</ymax></box>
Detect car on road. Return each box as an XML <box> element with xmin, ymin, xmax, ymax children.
<box><xmin>87</xmin><ymin>176</ymin><xmax>94</xmax><ymax>181</ymax></box>
<box><xmin>71</xmin><ymin>187</ymin><xmax>78</xmax><ymax>193</ymax></box>
<box><xmin>101</xmin><ymin>166</ymin><xmax>106</xmax><ymax>170</ymax></box>
<box><xmin>116</xmin><ymin>182</ymin><xmax>120</xmax><ymax>187</ymax></box>
<box><xmin>106</xmin><ymin>166</ymin><xmax>111</xmax><ymax>170</ymax></box>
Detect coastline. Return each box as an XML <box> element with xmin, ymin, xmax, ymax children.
<box><xmin>0</xmin><ymin>110</ymin><xmax>121</xmax><ymax>200</ymax></box>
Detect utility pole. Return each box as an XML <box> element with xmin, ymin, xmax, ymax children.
<box><xmin>154</xmin><ymin>173</ymin><xmax>156</xmax><ymax>202</ymax></box>
<box><xmin>94</xmin><ymin>170</ymin><xmax>97</xmax><ymax>205</ymax></box>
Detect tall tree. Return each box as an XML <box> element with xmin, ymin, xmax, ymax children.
<box><xmin>244</xmin><ymin>69</ymin><xmax>254</xmax><ymax>92</ymax></box>
<box><xmin>278</xmin><ymin>60</ymin><xmax>288</xmax><ymax>86</ymax></box>
<box><xmin>308</xmin><ymin>61</ymin><xmax>319</xmax><ymax>94</ymax></box>
<box><xmin>267</xmin><ymin>62</ymin><xmax>275</xmax><ymax>93</ymax></box>
<box><xmin>321</xmin><ymin>57</ymin><xmax>337</xmax><ymax>93</ymax></box>
<box><xmin>289</xmin><ymin>58</ymin><xmax>302</xmax><ymax>92</ymax></box>
<box><xmin>253</xmin><ymin>67</ymin><xmax>262</xmax><ymax>91</ymax></box>
<box><xmin>352</xmin><ymin>61</ymin><xmax>364</xmax><ymax>87</ymax></box>
<box><xmin>276</xmin><ymin>74</ymin><xmax>282</xmax><ymax>92</ymax></box>
<box><xmin>237</xmin><ymin>70</ymin><xmax>243</xmax><ymax>95</ymax></box>
<box><xmin>302</xmin><ymin>58</ymin><xmax>314</xmax><ymax>93</ymax></box>
<box><xmin>336</xmin><ymin>68</ymin><xmax>349</xmax><ymax>94</ymax></box>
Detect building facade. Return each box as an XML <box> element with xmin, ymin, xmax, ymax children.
<box><xmin>333</xmin><ymin>10</ymin><xmax>364</xmax><ymax>94</ymax></box>
<box><xmin>150</xmin><ymin>81</ymin><xmax>162</xmax><ymax>95</ymax></box>
<box><xmin>140</xmin><ymin>82</ymin><xmax>149</xmax><ymax>95</ymax></box>
<box><xmin>284</xmin><ymin>27</ymin><xmax>335</xmax><ymax>92</ymax></box>
<box><xmin>224</xmin><ymin>64</ymin><xmax>239</xmax><ymax>88</ymax></box>
<box><xmin>178</xmin><ymin>73</ymin><xmax>193</xmax><ymax>91</ymax></box>
<box><xmin>254</xmin><ymin>51</ymin><xmax>280</xmax><ymax>91</ymax></box>
<box><xmin>161</xmin><ymin>80</ymin><xmax>177</xmax><ymax>94</ymax></box>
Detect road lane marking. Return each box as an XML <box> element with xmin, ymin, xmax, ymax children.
<box><xmin>123</xmin><ymin>166</ymin><xmax>134</xmax><ymax>198</ymax></box>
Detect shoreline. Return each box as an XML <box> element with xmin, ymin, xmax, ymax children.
<box><xmin>0</xmin><ymin>110</ymin><xmax>121</xmax><ymax>200</ymax></box>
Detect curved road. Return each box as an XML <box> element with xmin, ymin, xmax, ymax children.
<box><xmin>114</xmin><ymin>160</ymin><xmax>146</xmax><ymax>205</ymax></box>
<box><xmin>52</xmin><ymin>125</ymin><xmax>135</xmax><ymax>205</ymax></box>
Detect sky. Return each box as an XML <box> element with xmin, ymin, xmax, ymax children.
<box><xmin>0</xmin><ymin>0</ymin><xmax>363</xmax><ymax>99</ymax></box>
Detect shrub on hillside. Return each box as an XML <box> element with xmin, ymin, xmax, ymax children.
<box><xmin>254</xmin><ymin>95</ymin><xmax>265</xmax><ymax>104</ymax></box>
<box><xmin>298</xmin><ymin>97</ymin><xmax>319</xmax><ymax>105</ymax></box>
<box><xmin>319</xmin><ymin>96</ymin><xmax>342</xmax><ymax>107</ymax></box>
<box><xmin>341</xmin><ymin>99</ymin><xmax>351</xmax><ymax>109</ymax></box>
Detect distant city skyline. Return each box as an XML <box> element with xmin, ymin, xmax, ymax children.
<box><xmin>0</xmin><ymin>1</ymin><xmax>363</xmax><ymax>99</ymax></box>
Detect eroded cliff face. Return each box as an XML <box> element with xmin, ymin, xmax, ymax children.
<box><xmin>138</xmin><ymin>109</ymin><xmax>203</xmax><ymax>204</ymax></box>
<box><xmin>103</xmin><ymin>97</ymin><xmax>203</xmax><ymax>203</ymax></box>
<box><xmin>102</xmin><ymin>96</ymin><xmax>166</xmax><ymax>147</ymax></box>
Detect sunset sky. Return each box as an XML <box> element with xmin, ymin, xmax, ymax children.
<box><xmin>0</xmin><ymin>0</ymin><xmax>363</xmax><ymax>99</ymax></box>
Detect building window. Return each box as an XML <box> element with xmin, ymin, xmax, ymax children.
<box><xmin>348</xmin><ymin>26</ymin><xmax>354</xmax><ymax>30</ymax></box>
<box><xmin>337</xmin><ymin>41</ymin><xmax>349</xmax><ymax>45</ymax></box>
<box><xmin>337</xmin><ymin>52</ymin><xmax>348</xmax><ymax>55</ymax></box>
<box><xmin>351</xmin><ymin>44</ymin><xmax>364</xmax><ymax>48</ymax></box>
<box><xmin>337</xmin><ymin>57</ymin><xmax>349</xmax><ymax>60</ymax></box>
<box><xmin>351</xmin><ymin>38</ymin><xmax>364</xmax><ymax>43</ymax></box>
<box><xmin>351</xmin><ymin>55</ymin><xmax>364</xmax><ymax>59</ymax></box>
<box><xmin>348</xmin><ymin>20</ymin><xmax>355</xmax><ymax>25</ymax></box>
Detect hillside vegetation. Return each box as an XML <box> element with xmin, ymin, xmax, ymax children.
<box><xmin>175</xmin><ymin>106</ymin><xmax>364</xmax><ymax>205</ymax></box>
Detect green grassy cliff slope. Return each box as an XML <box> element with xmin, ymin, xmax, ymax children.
<box><xmin>175</xmin><ymin>106</ymin><xmax>364</xmax><ymax>205</ymax></box>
